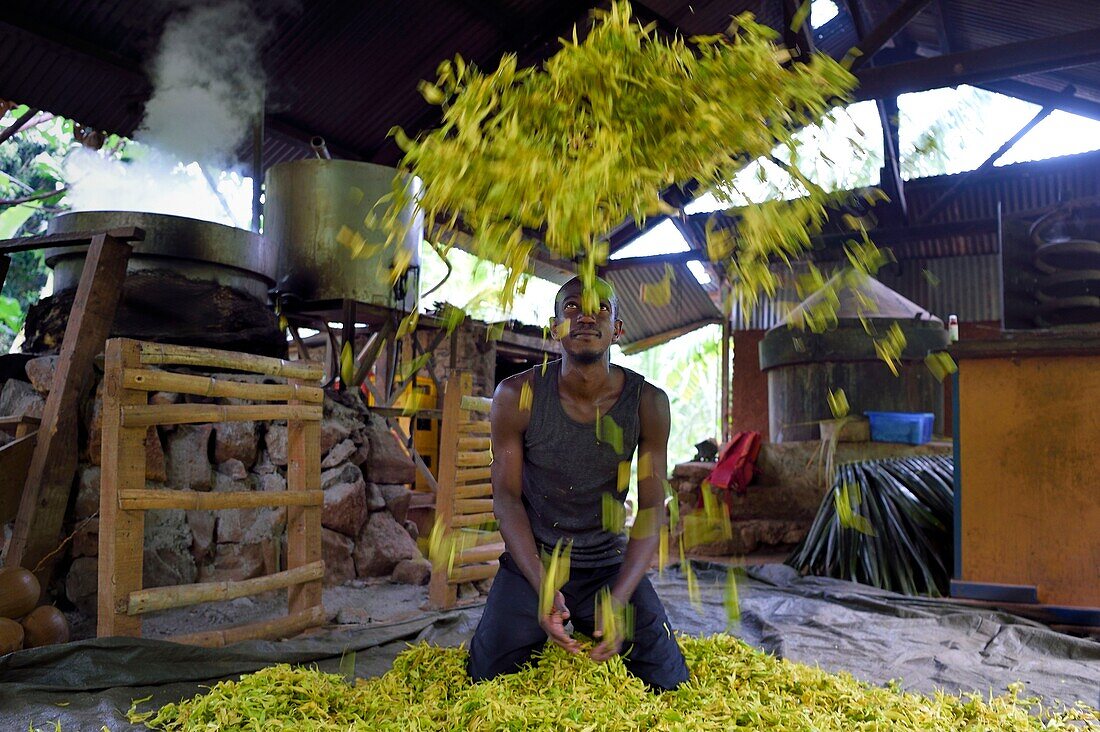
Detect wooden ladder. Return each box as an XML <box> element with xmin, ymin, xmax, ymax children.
<box><xmin>97</xmin><ymin>338</ymin><xmax>326</xmax><ymax>645</ymax></box>
<box><xmin>428</xmin><ymin>371</ymin><xmax>502</xmax><ymax>609</ymax></box>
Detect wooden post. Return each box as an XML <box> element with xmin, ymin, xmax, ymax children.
<box><xmin>9</xmin><ymin>234</ymin><xmax>131</xmax><ymax>583</ymax></box>
<box><xmin>286</xmin><ymin>375</ymin><xmax>322</xmax><ymax>616</ymax></box>
<box><xmin>97</xmin><ymin>338</ymin><xmax>146</xmax><ymax>637</ymax></box>
<box><xmin>0</xmin><ymin>253</ymin><xmax>10</xmax><ymax>292</ymax></box>
<box><xmin>720</xmin><ymin>315</ymin><xmax>732</xmax><ymax>445</ymax></box>
<box><xmin>428</xmin><ymin>372</ymin><xmax>471</xmax><ymax>609</ymax></box>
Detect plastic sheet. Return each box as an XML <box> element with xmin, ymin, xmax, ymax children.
<box><xmin>2</xmin><ymin>566</ymin><xmax>1097</xmax><ymax>730</ymax></box>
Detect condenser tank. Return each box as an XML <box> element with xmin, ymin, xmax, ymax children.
<box><xmin>759</xmin><ymin>273</ymin><xmax>949</xmax><ymax>442</ymax></box>
<box><xmin>264</xmin><ymin>160</ymin><xmax>422</xmax><ymax>309</ymax></box>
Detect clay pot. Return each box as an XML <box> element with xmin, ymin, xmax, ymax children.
<box><xmin>0</xmin><ymin>617</ymin><xmax>23</xmax><ymax>654</ymax></box>
<box><xmin>0</xmin><ymin>567</ymin><xmax>40</xmax><ymax>619</ymax></box>
<box><xmin>20</xmin><ymin>605</ymin><xmax>70</xmax><ymax>648</ymax></box>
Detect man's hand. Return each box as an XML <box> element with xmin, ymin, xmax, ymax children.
<box><xmin>539</xmin><ymin>591</ymin><xmax>580</xmax><ymax>654</ymax></box>
<box><xmin>590</xmin><ymin>593</ymin><xmax>629</xmax><ymax>662</ymax></box>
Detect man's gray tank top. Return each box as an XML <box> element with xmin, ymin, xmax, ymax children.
<box><xmin>521</xmin><ymin>360</ymin><xmax>645</xmax><ymax>567</ymax></box>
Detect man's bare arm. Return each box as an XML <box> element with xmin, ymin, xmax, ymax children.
<box><xmin>591</xmin><ymin>382</ymin><xmax>669</xmax><ymax>661</ymax></box>
<box><xmin>610</xmin><ymin>382</ymin><xmax>670</xmax><ymax>605</ymax></box>
<box><xmin>490</xmin><ymin>373</ymin><xmax>543</xmax><ymax>591</ymax></box>
<box><xmin>491</xmin><ymin>372</ymin><xmax>579</xmax><ymax>653</ymax></box>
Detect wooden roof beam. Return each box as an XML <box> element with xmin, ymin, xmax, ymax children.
<box><xmin>854</xmin><ymin>29</ymin><xmax>1100</xmax><ymax>100</ymax></box>
<box><xmin>848</xmin><ymin>0</ymin><xmax>935</xmax><ymax>71</ymax></box>
<box><xmin>979</xmin><ymin>79</ymin><xmax>1100</xmax><ymax>123</ymax></box>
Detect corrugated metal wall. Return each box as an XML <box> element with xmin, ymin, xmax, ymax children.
<box><xmin>729</xmin><ymin>254</ymin><xmax>1003</xmax><ymax>330</ymax></box>
<box><xmin>876</xmin><ymin>255</ymin><xmax>1002</xmax><ymax>323</ymax></box>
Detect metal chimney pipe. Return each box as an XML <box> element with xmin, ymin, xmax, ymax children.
<box><xmin>310</xmin><ymin>136</ymin><xmax>332</xmax><ymax>159</ymax></box>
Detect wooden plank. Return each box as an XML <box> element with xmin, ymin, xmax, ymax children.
<box><xmin>456</xmin><ymin>466</ymin><xmax>491</xmax><ymax>483</ymax></box>
<box><xmin>459</xmin><ymin>529</ymin><xmax>502</xmax><ymax>546</ymax></box>
<box><xmin>128</xmin><ymin>561</ymin><xmax>325</xmax><ymax>615</ymax></box>
<box><xmin>950</xmin><ymin>580</ymin><xmax>1040</xmax><ymax>604</ymax></box>
<box><xmin>0</xmin><ymin>432</ymin><xmax>36</xmax><ymax>525</ymax></box>
<box><xmin>98</xmin><ymin>339</ymin><xmax>146</xmax><ymax>638</ymax></box>
<box><xmin>139</xmin><ymin>342</ymin><xmax>323</xmax><ymax>381</ymax></box>
<box><xmin>286</xmin><ymin>376</ymin><xmax>323</xmax><ymax>617</ymax></box>
<box><xmin>447</xmin><ymin>561</ymin><xmax>499</xmax><ymax>584</ymax></box>
<box><xmin>457</xmin><ymin>420</ymin><xmax>492</xmax><ymax>434</ymax></box>
<box><xmin>119</xmin><ymin>488</ymin><xmax>322</xmax><ymax>511</ymax></box>
<box><xmin>167</xmin><ymin>604</ymin><xmax>326</xmax><ymax>647</ymax></box>
<box><xmin>10</xmin><ymin>234</ymin><xmax>131</xmax><ymax>585</ymax></box>
<box><xmin>460</xmin><ymin>395</ymin><xmax>492</xmax><ymax>413</ymax></box>
<box><xmin>450</xmin><ymin>511</ymin><xmax>497</xmax><ymax>529</ymax></box>
<box><xmin>122</xmin><ymin>403</ymin><xmax>322</xmax><ymax>427</ymax></box>
<box><xmin>122</xmin><ymin>369</ymin><xmax>324</xmax><ymax>403</ymax></box>
<box><xmin>456</xmin><ymin>451</ymin><xmax>492</xmax><ymax>467</ymax></box>
<box><xmin>0</xmin><ymin>415</ymin><xmax>41</xmax><ymax>430</ymax></box>
<box><xmin>0</xmin><ymin>227</ymin><xmax>144</xmax><ymax>255</ymax></box>
<box><xmin>458</xmin><ymin>436</ymin><xmax>491</xmax><ymax>451</ymax></box>
<box><xmin>455</xmin><ymin>498</ymin><xmax>494</xmax><ymax>514</ymax></box>
<box><xmin>454</xmin><ymin>482</ymin><xmax>493</xmax><ymax>500</ymax></box>
<box><xmin>371</xmin><ymin>406</ymin><xmax>442</xmax><ymax>419</ymax></box>
<box><xmin>430</xmin><ymin>372</ymin><xmax>470</xmax><ymax>610</ymax></box>
<box><xmin>457</xmin><ymin>542</ymin><xmax>505</xmax><ymax>565</ymax></box>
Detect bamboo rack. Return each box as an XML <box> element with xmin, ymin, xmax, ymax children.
<box><xmin>428</xmin><ymin>372</ymin><xmax>502</xmax><ymax>609</ymax></box>
<box><xmin>98</xmin><ymin>338</ymin><xmax>325</xmax><ymax>644</ymax></box>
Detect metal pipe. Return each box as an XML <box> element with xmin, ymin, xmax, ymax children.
<box><xmin>720</xmin><ymin>310</ymin><xmax>731</xmax><ymax>445</ymax></box>
<box><xmin>251</xmin><ymin>109</ymin><xmax>264</xmax><ymax>233</ymax></box>
<box><xmin>310</xmin><ymin>136</ymin><xmax>332</xmax><ymax>159</ymax></box>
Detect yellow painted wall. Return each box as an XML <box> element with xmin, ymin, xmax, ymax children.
<box><xmin>959</xmin><ymin>354</ymin><xmax>1100</xmax><ymax>607</ymax></box>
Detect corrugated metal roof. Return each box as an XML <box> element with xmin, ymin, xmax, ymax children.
<box><xmin>709</xmin><ymin>150</ymin><xmax>1100</xmax><ymax>330</ymax></box>
<box><xmin>687</xmin><ymin>148</ymin><xmax>1100</xmax><ymax>263</ymax></box>
<box><xmin>604</xmin><ymin>261</ymin><xmax>723</xmax><ymax>353</ymax></box>
<box><xmin>3</xmin><ymin>0</ymin><xmax>1099</xmax><ymax>171</ymax></box>
<box><xmin>3</xmin><ymin>0</ymin><xmax>1098</xmax><ymax>347</ymax></box>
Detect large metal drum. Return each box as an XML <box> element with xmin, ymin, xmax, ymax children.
<box><xmin>46</xmin><ymin>211</ymin><xmax>276</xmax><ymax>300</ymax></box>
<box><xmin>263</xmin><ymin>160</ymin><xmax>422</xmax><ymax>308</ymax></box>
<box><xmin>32</xmin><ymin>211</ymin><xmax>283</xmax><ymax>356</ymax></box>
<box><xmin>759</xmin><ymin>276</ymin><xmax>949</xmax><ymax>442</ymax></box>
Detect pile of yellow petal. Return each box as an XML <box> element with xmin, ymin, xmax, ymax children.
<box><xmin>130</xmin><ymin>636</ymin><xmax>1098</xmax><ymax>731</ymax></box>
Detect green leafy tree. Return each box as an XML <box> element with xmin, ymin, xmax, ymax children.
<box><xmin>0</xmin><ymin>106</ymin><xmax>129</xmax><ymax>351</ymax></box>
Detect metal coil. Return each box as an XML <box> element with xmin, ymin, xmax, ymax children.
<box><xmin>1028</xmin><ymin>203</ymin><xmax>1100</xmax><ymax>327</ymax></box>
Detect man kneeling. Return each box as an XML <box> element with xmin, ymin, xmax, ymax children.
<box><xmin>467</xmin><ymin>277</ymin><xmax>689</xmax><ymax>691</ymax></box>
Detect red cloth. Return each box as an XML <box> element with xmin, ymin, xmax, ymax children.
<box><xmin>706</xmin><ymin>431</ymin><xmax>762</xmax><ymax>497</ymax></box>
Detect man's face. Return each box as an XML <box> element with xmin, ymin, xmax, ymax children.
<box><xmin>551</xmin><ymin>283</ymin><xmax>623</xmax><ymax>363</ymax></box>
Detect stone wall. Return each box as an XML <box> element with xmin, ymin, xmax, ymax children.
<box><xmin>0</xmin><ymin>357</ymin><xmax>433</xmax><ymax>617</ymax></box>
<box><xmin>415</xmin><ymin>318</ymin><xmax>496</xmax><ymax>398</ymax></box>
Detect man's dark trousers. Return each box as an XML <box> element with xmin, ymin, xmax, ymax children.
<box><xmin>467</xmin><ymin>552</ymin><xmax>689</xmax><ymax>691</ymax></box>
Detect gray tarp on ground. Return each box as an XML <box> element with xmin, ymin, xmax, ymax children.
<box><xmin>2</xmin><ymin>564</ymin><xmax>1097</xmax><ymax>730</ymax></box>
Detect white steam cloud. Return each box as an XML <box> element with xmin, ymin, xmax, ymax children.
<box><xmin>64</xmin><ymin>0</ymin><xmax>279</xmax><ymax>227</ymax></box>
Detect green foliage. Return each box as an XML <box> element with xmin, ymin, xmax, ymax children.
<box><xmin>617</xmin><ymin>325</ymin><xmax>719</xmax><ymax>466</ymax></box>
<box><xmin>0</xmin><ymin>105</ymin><xmax>118</xmax><ymax>351</ymax></box>
<box><xmin>0</xmin><ymin>295</ymin><xmax>21</xmax><ymax>330</ymax></box>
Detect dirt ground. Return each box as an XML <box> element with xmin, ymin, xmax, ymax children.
<box><xmin>64</xmin><ymin>578</ymin><xmax>454</xmax><ymax>642</ymax></box>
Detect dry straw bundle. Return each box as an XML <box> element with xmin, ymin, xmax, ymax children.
<box><xmin>130</xmin><ymin>637</ymin><xmax>1098</xmax><ymax>731</ymax></box>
